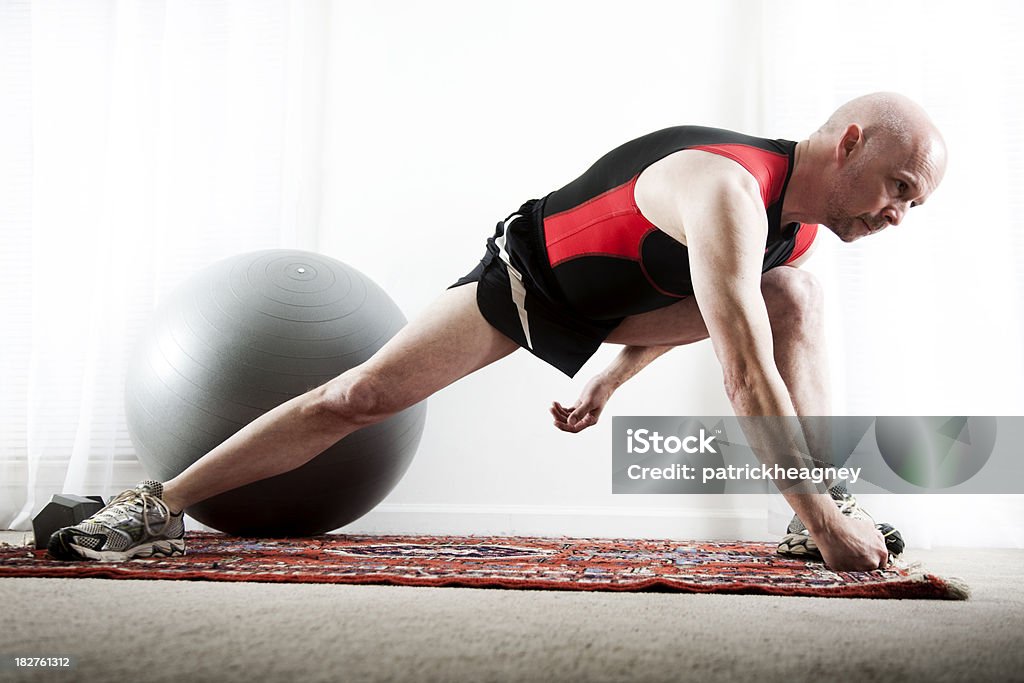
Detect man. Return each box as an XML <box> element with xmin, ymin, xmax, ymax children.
<box><xmin>49</xmin><ymin>92</ymin><xmax>946</xmax><ymax>571</ymax></box>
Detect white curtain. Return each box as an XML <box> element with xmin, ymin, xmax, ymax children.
<box><xmin>1</xmin><ymin>0</ymin><xmax>329</xmax><ymax>527</ymax></box>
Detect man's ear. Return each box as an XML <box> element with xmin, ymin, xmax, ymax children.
<box><xmin>836</xmin><ymin>123</ymin><xmax>863</xmax><ymax>165</ymax></box>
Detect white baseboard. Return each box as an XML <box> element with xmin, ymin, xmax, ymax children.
<box><xmin>326</xmin><ymin>503</ymin><xmax>775</xmax><ymax>540</ymax></box>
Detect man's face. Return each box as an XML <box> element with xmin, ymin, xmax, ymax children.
<box><xmin>822</xmin><ymin>135</ymin><xmax>943</xmax><ymax>242</ymax></box>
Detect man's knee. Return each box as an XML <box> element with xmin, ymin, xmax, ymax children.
<box><xmin>307</xmin><ymin>370</ymin><xmax>400</xmax><ymax>427</ymax></box>
<box><xmin>762</xmin><ymin>267</ymin><xmax>823</xmax><ymax>328</ymax></box>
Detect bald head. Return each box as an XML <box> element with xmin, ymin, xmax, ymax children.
<box><xmin>801</xmin><ymin>92</ymin><xmax>947</xmax><ymax>242</ymax></box>
<box><xmin>817</xmin><ymin>92</ymin><xmax>946</xmax><ymax>169</ymax></box>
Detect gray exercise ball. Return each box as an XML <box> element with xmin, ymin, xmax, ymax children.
<box><xmin>124</xmin><ymin>249</ymin><xmax>426</xmax><ymax>536</ymax></box>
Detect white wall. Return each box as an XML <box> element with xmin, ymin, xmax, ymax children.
<box><xmin>316</xmin><ymin>1</ymin><xmax>761</xmax><ymax>540</ymax></box>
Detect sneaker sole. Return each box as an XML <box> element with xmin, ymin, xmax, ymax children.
<box><xmin>48</xmin><ymin>532</ymin><xmax>185</xmax><ymax>563</ymax></box>
<box><xmin>877</xmin><ymin>523</ymin><xmax>906</xmax><ymax>557</ymax></box>
<box><xmin>777</xmin><ymin>524</ymin><xmax>905</xmax><ymax>561</ymax></box>
<box><xmin>777</xmin><ymin>533</ymin><xmax>822</xmax><ymax>560</ymax></box>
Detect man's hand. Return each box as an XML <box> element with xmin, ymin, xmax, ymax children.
<box><xmin>550</xmin><ymin>374</ymin><xmax>616</xmax><ymax>433</ymax></box>
<box><xmin>550</xmin><ymin>345</ymin><xmax>676</xmax><ymax>434</ymax></box>
<box><xmin>814</xmin><ymin>515</ymin><xmax>891</xmax><ymax>571</ymax></box>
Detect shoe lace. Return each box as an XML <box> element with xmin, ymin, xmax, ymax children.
<box><xmin>89</xmin><ymin>488</ymin><xmax>172</xmax><ymax>537</ymax></box>
<box><xmin>836</xmin><ymin>495</ymin><xmax>872</xmax><ymax>522</ymax></box>
<box><xmin>836</xmin><ymin>496</ymin><xmax>858</xmax><ymax>516</ymax></box>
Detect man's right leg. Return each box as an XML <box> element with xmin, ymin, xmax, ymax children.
<box><xmin>49</xmin><ymin>283</ymin><xmax>518</xmax><ymax>560</ymax></box>
<box><xmin>161</xmin><ymin>282</ymin><xmax>518</xmax><ymax>512</ymax></box>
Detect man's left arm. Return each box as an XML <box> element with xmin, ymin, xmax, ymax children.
<box><xmin>551</xmin><ymin>344</ymin><xmax>674</xmax><ymax>432</ymax></box>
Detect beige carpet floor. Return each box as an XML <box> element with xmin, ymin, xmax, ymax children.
<box><xmin>1</xmin><ymin>532</ymin><xmax>1022</xmax><ymax>683</ymax></box>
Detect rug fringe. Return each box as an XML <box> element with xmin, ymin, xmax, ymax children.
<box><xmin>935</xmin><ymin>575</ymin><xmax>972</xmax><ymax>600</ymax></box>
<box><xmin>904</xmin><ymin>570</ymin><xmax>971</xmax><ymax>600</ymax></box>
<box><xmin>896</xmin><ymin>560</ymin><xmax>971</xmax><ymax>600</ymax></box>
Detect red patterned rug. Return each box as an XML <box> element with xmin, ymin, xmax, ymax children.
<box><xmin>0</xmin><ymin>533</ymin><xmax>968</xmax><ymax>599</ymax></box>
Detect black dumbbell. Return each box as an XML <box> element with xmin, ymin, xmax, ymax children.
<box><xmin>32</xmin><ymin>494</ymin><xmax>105</xmax><ymax>549</ymax></box>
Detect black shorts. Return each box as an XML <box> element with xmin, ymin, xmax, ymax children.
<box><xmin>450</xmin><ymin>199</ymin><xmax>622</xmax><ymax>378</ymax></box>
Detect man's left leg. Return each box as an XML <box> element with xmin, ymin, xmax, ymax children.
<box><xmin>756</xmin><ymin>270</ymin><xmax>903</xmax><ymax>556</ymax></box>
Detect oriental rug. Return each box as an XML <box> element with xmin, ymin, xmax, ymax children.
<box><xmin>0</xmin><ymin>533</ymin><xmax>969</xmax><ymax>599</ymax></box>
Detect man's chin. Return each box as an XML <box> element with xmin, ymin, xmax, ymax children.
<box><xmin>824</xmin><ymin>222</ymin><xmax>861</xmax><ymax>243</ymax></box>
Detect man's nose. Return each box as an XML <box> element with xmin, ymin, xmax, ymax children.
<box><xmin>882</xmin><ymin>206</ymin><xmax>904</xmax><ymax>226</ymax></box>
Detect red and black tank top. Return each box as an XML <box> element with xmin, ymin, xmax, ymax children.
<box><xmin>534</xmin><ymin>126</ymin><xmax>817</xmax><ymax>320</ymax></box>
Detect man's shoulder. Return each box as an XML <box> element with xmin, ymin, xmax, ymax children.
<box><xmin>639</xmin><ymin>125</ymin><xmax>792</xmax><ymax>154</ymax></box>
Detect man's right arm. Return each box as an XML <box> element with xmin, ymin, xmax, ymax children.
<box><xmin>674</xmin><ymin>152</ymin><xmax>888</xmax><ymax>571</ymax></box>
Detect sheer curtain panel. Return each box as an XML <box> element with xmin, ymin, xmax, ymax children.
<box><xmin>0</xmin><ymin>0</ymin><xmax>329</xmax><ymax>528</ymax></box>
